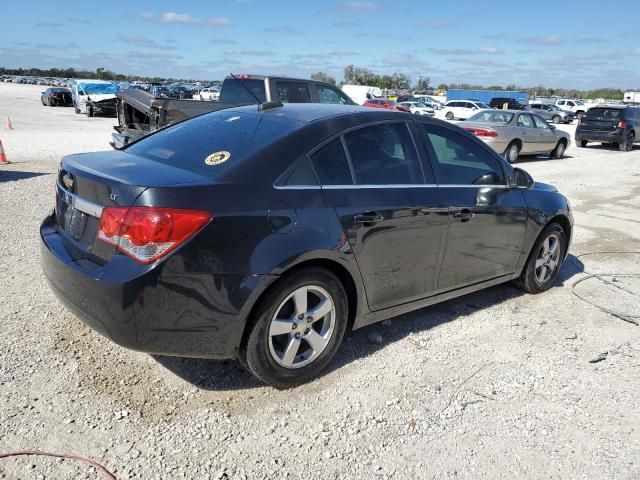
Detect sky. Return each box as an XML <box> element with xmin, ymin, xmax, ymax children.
<box><xmin>2</xmin><ymin>0</ymin><xmax>639</xmax><ymax>89</ymax></box>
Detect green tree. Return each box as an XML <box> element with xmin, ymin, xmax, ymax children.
<box><xmin>311</xmin><ymin>71</ymin><xmax>336</xmax><ymax>85</ymax></box>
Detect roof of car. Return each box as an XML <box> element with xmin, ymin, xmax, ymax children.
<box><xmin>219</xmin><ymin>103</ymin><xmax>408</xmax><ymax>124</ymax></box>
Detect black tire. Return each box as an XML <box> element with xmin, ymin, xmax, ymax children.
<box><xmin>579</xmin><ymin>140</ymin><xmax>588</xmax><ymax>148</ymax></box>
<box><xmin>445</xmin><ymin>111</ymin><xmax>454</xmax><ymax>120</ymax></box>
<box><xmin>74</xmin><ymin>105</ymin><xmax>80</xmax><ymax>114</ymax></box>
<box><xmin>504</xmin><ymin>141</ymin><xmax>520</xmax><ymax>163</ymax></box>
<box><xmin>41</xmin><ymin>98</ymin><xmax>45</xmax><ymax>106</ymax></box>
<box><xmin>243</xmin><ymin>267</ymin><xmax>348</xmax><ymax>388</ymax></box>
<box><xmin>514</xmin><ymin>223</ymin><xmax>565</xmax><ymax>294</ymax></box>
<box><xmin>576</xmin><ymin>111</ymin><xmax>585</xmax><ymax>120</ymax></box>
<box><xmin>86</xmin><ymin>106</ymin><xmax>94</xmax><ymax>117</ymax></box>
<box><xmin>552</xmin><ymin>115</ymin><xmax>561</xmax><ymax>124</ymax></box>
<box><xmin>619</xmin><ymin>132</ymin><xmax>634</xmax><ymax>152</ymax></box>
<box><xmin>551</xmin><ymin>140</ymin><xmax>566</xmax><ymax>159</ymax></box>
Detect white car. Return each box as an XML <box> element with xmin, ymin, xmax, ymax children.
<box><xmin>442</xmin><ymin>100</ymin><xmax>491</xmax><ymax>120</ymax></box>
<box><xmin>398</xmin><ymin>101</ymin><xmax>435</xmax><ymax>116</ymax></box>
<box><xmin>199</xmin><ymin>88</ymin><xmax>220</xmax><ymax>101</ymax></box>
<box><xmin>554</xmin><ymin>99</ymin><xmax>588</xmax><ymax>119</ymax></box>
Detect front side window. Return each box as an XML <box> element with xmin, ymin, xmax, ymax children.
<box><xmin>343</xmin><ymin>123</ymin><xmax>424</xmax><ymax>185</ymax></box>
<box><xmin>532</xmin><ymin>114</ymin><xmax>550</xmax><ymax>130</ymax></box>
<box><xmin>420</xmin><ymin>124</ymin><xmax>505</xmax><ymax>186</ymax></box>
<box><xmin>318</xmin><ymin>85</ymin><xmax>350</xmax><ymax>104</ymax></box>
<box><xmin>310</xmin><ymin>138</ymin><xmax>353</xmax><ymax>186</ymax></box>
<box><xmin>277</xmin><ymin>82</ymin><xmax>312</xmax><ymax>103</ymax></box>
<box><xmin>517</xmin><ymin>113</ymin><xmax>535</xmax><ymax>128</ymax></box>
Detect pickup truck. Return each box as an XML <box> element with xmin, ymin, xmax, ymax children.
<box><xmin>555</xmin><ymin>99</ymin><xmax>589</xmax><ymax>119</ymax></box>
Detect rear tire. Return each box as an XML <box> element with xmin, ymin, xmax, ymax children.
<box><xmin>579</xmin><ymin>140</ymin><xmax>588</xmax><ymax>148</ymax></box>
<box><xmin>445</xmin><ymin>111</ymin><xmax>454</xmax><ymax>120</ymax></box>
<box><xmin>551</xmin><ymin>140</ymin><xmax>566</xmax><ymax>159</ymax></box>
<box><xmin>243</xmin><ymin>268</ymin><xmax>348</xmax><ymax>388</ymax></box>
<box><xmin>514</xmin><ymin>222</ymin><xmax>565</xmax><ymax>294</ymax></box>
<box><xmin>86</xmin><ymin>106</ymin><xmax>94</xmax><ymax>117</ymax></box>
<box><xmin>504</xmin><ymin>141</ymin><xmax>520</xmax><ymax>163</ymax></box>
<box><xmin>619</xmin><ymin>132</ymin><xmax>635</xmax><ymax>152</ymax></box>
<box><xmin>552</xmin><ymin>115</ymin><xmax>561</xmax><ymax>124</ymax></box>
<box><xmin>74</xmin><ymin>104</ymin><xmax>80</xmax><ymax>114</ymax></box>
<box><xmin>576</xmin><ymin>111</ymin><xmax>585</xmax><ymax>120</ymax></box>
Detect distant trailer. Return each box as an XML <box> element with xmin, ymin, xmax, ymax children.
<box><xmin>623</xmin><ymin>91</ymin><xmax>640</xmax><ymax>104</ymax></box>
<box><xmin>447</xmin><ymin>89</ymin><xmax>529</xmax><ymax>105</ymax></box>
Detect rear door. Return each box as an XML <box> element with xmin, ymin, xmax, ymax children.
<box><xmin>310</xmin><ymin>121</ymin><xmax>449</xmax><ymax>311</ymax></box>
<box><xmin>416</xmin><ymin>122</ymin><xmax>528</xmax><ymax>291</ymax></box>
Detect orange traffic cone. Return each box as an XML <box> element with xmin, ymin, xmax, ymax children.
<box><xmin>0</xmin><ymin>139</ymin><xmax>9</xmax><ymax>164</ymax></box>
<box><xmin>5</xmin><ymin>117</ymin><xmax>14</xmax><ymax>130</ymax></box>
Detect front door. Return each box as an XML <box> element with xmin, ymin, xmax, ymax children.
<box><xmin>416</xmin><ymin>122</ymin><xmax>528</xmax><ymax>291</ymax></box>
<box><xmin>309</xmin><ymin>122</ymin><xmax>449</xmax><ymax>311</ymax></box>
<box><xmin>531</xmin><ymin>113</ymin><xmax>558</xmax><ymax>152</ymax></box>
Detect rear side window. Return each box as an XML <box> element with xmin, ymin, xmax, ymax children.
<box><xmin>420</xmin><ymin>124</ymin><xmax>505</xmax><ymax>186</ymax></box>
<box><xmin>310</xmin><ymin>138</ymin><xmax>353</xmax><ymax>185</ymax></box>
<box><xmin>219</xmin><ymin>78</ymin><xmax>266</xmax><ymax>104</ymax></box>
<box><xmin>343</xmin><ymin>123</ymin><xmax>424</xmax><ymax>185</ymax></box>
<box><xmin>277</xmin><ymin>158</ymin><xmax>318</xmax><ymax>186</ymax></box>
<box><xmin>318</xmin><ymin>85</ymin><xmax>350</xmax><ymax>104</ymax></box>
<box><xmin>277</xmin><ymin>82</ymin><xmax>312</xmax><ymax>103</ymax></box>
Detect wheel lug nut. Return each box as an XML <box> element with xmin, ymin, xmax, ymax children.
<box><xmin>298</xmin><ymin>314</ymin><xmax>304</xmax><ymax>320</ymax></box>
<box><xmin>307</xmin><ymin>317</ymin><xmax>313</xmax><ymax>323</ymax></box>
<box><xmin>295</xmin><ymin>333</ymin><xmax>301</xmax><ymax>339</ymax></box>
<box><xmin>292</xmin><ymin>323</ymin><xmax>297</xmax><ymax>330</ymax></box>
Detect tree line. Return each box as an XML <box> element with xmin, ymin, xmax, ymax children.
<box><xmin>2</xmin><ymin>65</ymin><xmax>634</xmax><ymax>100</ymax></box>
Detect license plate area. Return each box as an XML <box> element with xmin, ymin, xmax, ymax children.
<box><xmin>55</xmin><ymin>186</ymin><xmax>101</xmax><ymax>250</ymax></box>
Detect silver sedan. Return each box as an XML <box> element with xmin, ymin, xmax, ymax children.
<box><xmin>458</xmin><ymin>110</ymin><xmax>571</xmax><ymax>162</ymax></box>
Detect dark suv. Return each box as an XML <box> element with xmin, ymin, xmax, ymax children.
<box><xmin>576</xmin><ymin>105</ymin><xmax>639</xmax><ymax>152</ymax></box>
<box><xmin>489</xmin><ymin>97</ymin><xmax>525</xmax><ymax>110</ymax></box>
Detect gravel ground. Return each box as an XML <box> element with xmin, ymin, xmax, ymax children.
<box><xmin>1</xmin><ymin>83</ymin><xmax>639</xmax><ymax>480</ymax></box>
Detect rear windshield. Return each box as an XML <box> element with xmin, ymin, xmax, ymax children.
<box><xmin>585</xmin><ymin>108</ymin><xmax>623</xmax><ymax>120</ymax></box>
<box><xmin>219</xmin><ymin>78</ymin><xmax>266</xmax><ymax>104</ymax></box>
<box><xmin>124</xmin><ymin>109</ymin><xmax>299</xmax><ymax>178</ymax></box>
<box><xmin>468</xmin><ymin>110</ymin><xmax>514</xmax><ymax>123</ymax></box>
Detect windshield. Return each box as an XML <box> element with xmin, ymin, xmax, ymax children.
<box><xmin>219</xmin><ymin>78</ymin><xmax>266</xmax><ymax>104</ymax></box>
<box><xmin>585</xmin><ymin>108</ymin><xmax>622</xmax><ymax>120</ymax></box>
<box><xmin>467</xmin><ymin>110</ymin><xmax>515</xmax><ymax>123</ymax></box>
<box><xmin>82</xmin><ymin>83</ymin><xmax>117</xmax><ymax>95</ymax></box>
<box><xmin>548</xmin><ymin>104</ymin><xmax>562</xmax><ymax>111</ymax></box>
<box><xmin>476</xmin><ymin>102</ymin><xmax>490</xmax><ymax>109</ymax></box>
<box><xmin>575</xmin><ymin>100</ymin><xmax>585</xmax><ymax>105</ymax></box>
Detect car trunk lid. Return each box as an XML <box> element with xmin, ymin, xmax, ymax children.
<box><xmin>56</xmin><ymin>150</ymin><xmax>213</xmax><ymax>262</ymax></box>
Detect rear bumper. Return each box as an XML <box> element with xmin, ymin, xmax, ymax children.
<box><xmin>40</xmin><ymin>213</ymin><xmax>276</xmax><ymax>359</ymax></box>
<box><xmin>575</xmin><ymin>130</ymin><xmax>624</xmax><ymax>143</ymax></box>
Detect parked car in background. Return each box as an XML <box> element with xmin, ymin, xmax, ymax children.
<box><xmin>398</xmin><ymin>101</ymin><xmax>435</xmax><ymax>116</ymax></box>
<box><xmin>70</xmin><ymin>80</ymin><xmax>118</xmax><ymax>117</ymax></box>
<box><xmin>41</xmin><ymin>87</ymin><xmax>72</xmax><ymax>107</ymax></box>
<box><xmin>529</xmin><ymin>103</ymin><xmax>575</xmax><ymax>124</ymax></box>
<box><xmin>341</xmin><ymin>85</ymin><xmax>384</xmax><ymax>105</ymax></box>
<box><xmin>576</xmin><ymin>105</ymin><xmax>639</xmax><ymax>152</ymax></box>
<box><xmin>442</xmin><ymin>100</ymin><xmax>491</xmax><ymax>120</ymax></box>
<box><xmin>42</xmin><ymin>103</ymin><xmax>572</xmax><ymax>387</ymax></box>
<box><xmin>219</xmin><ymin>74</ymin><xmax>355</xmax><ymax>105</ymax></box>
<box><xmin>555</xmin><ymin>99</ymin><xmax>588</xmax><ymax>119</ymax></box>
<box><xmin>363</xmin><ymin>98</ymin><xmax>409</xmax><ymax>112</ymax></box>
<box><xmin>459</xmin><ymin>109</ymin><xmax>571</xmax><ymax>162</ymax></box>
<box><xmin>489</xmin><ymin>97</ymin><xmax>525</xmax><ymax>110</ymax></box>
<box><xmin>199</xmin><ymin>87</ymin><xmax>220</xmax><ymax>101</ymax></box>
<box><xmin>414</xmin><ymin>95</ymin><xmax>442</xmax><ymax>110</ymax></box>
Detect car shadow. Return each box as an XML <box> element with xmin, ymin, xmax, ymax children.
<box><xmin>579</xmin><ymin>143</ymin><xmax>638</xmax><ymax>152</ymax></box>
<box><xmin>153</xmin><ymin>254</ymin><xmax>583</xmax><ymax>391</ymax></box>
<box><xmin>0</xmin><ymin>171</ymin><xmax>49</xmax><ymax>182</ymax></box>
<box><xmin>515</xmin><ymin>154</ymin><xmax>574</xmax><ymax>163</ymax></box>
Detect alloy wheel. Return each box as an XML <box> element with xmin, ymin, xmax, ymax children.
<box><xmin>626</xmin><ymin>134</ymin><xmax>635</xmax><ymax>152</ymax></box>
<box><xmin>268</xmin><ymin>285</ymin><xmax>336</xmax><ymax>369</ymax></box>
<box><xmin>535</xmin><ymin>233</ymin><xmax>561</xmax><ymax>284</ymax></box>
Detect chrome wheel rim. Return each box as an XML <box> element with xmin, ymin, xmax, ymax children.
<box><xmin>507</xmin><ymin>145</ymin><xmax>518</xmax><ymax>162</ymax></box>
<box><xmin>535</xmin><ymin>233</ymin><xmax>561</xmax><ymax>284</ymax></box>
<box><xmin>626</xmin><ymin>135</ymin><xmax>634</xmax><ymax>151</ymax></box>
<box><xmin>268</xmin><ymin>285</ymin><xmax>336</xmax><ymax>369</ymax></box>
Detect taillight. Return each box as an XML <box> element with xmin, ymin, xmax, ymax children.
<box><xmin>618</xmin><ymin>120</ymin><xmax>626</xmax><ymax>129</ymax></box>
<box><xmin>97</xmin><ymin>207</ymin><xmax>212</xmax><ymax>264</ymax></box>
<box><xmin>465</xmin><ymin>128</ymin><xmax>498</xmax><ymax>138</ymax></box>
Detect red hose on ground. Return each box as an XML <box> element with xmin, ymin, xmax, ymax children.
<box><xmin>0</xmin><ymin>450</ymin><xmax>117</xmax><ymax>479</ymax></box>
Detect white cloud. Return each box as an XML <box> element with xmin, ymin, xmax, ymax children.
<box><xmin>137</xmin><ymin>11</ymin><xmax>230</xmax><ymax>27</ymax></box>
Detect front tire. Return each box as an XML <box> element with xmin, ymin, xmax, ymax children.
<box><xmin>579</xmin><ymin>140</ymin><xmax>588</xmax><ymax>147</ymax></box>
<box><xmin>86</xmin><ymin>106</ymin><xmax>94</xmax><ymax>117</ymax></box>
<box><xmin>243</xmin><ymin>268</ymin><xmax>348</xmax><ymax>388</ymax></box>
<box><xmin>514</xmin><ymin>223</ymin><xmax>565</xmax><ymax>294</ymax></box>
<box><xmin>552</xmin><ymin>115</ymin><xmax>561</xmax><ymax>124</ymax></box>
<box><xmin>551</xmin><ymin>140</ymin><xmax>566</xmax><ymax>159</ymax></box>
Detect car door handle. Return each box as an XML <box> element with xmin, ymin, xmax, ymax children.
<box><xmin>452</xmin><ymin>209</ymin><xmax>475</xmax><ymax>221</ymax></box>
<box><xmin>354</xmin><ymin>212</ymin><xmax>383</xmax><ymax>224</ymax></box>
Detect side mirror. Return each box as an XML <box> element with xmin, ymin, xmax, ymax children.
<box><xmin>512</xmin><ymin>167</ymin><xmax>534</xmax><ymax>189</ymax></box>
<box><xmin>549</xmin><ymin>124</ymin><xmax>556</xmax><ymax>130</ymax></box>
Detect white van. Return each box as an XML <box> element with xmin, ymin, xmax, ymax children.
<box><xmin>71</xmin><ymin>79</ymin><xmax>118</xmax><ymax>115</ymax></box>
<box><xmin>341</xmin><ymin>85</ymin><xmax>383</xmax><ymax>105</ymax></box>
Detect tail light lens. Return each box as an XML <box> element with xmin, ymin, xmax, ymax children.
<box><xmin>97</xmin><ymin>207</ymin><xmax>212</xmax><ymax>264</ymax></box>
<box><xmin>464</xmin><ymin>128</ymin><xmax>498</xmax><ymax>138</ymax></box>
<box><xmin>618</xmin><ymin>120</ymin><xmax>626</xmax><ymax>129</ymax></box>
